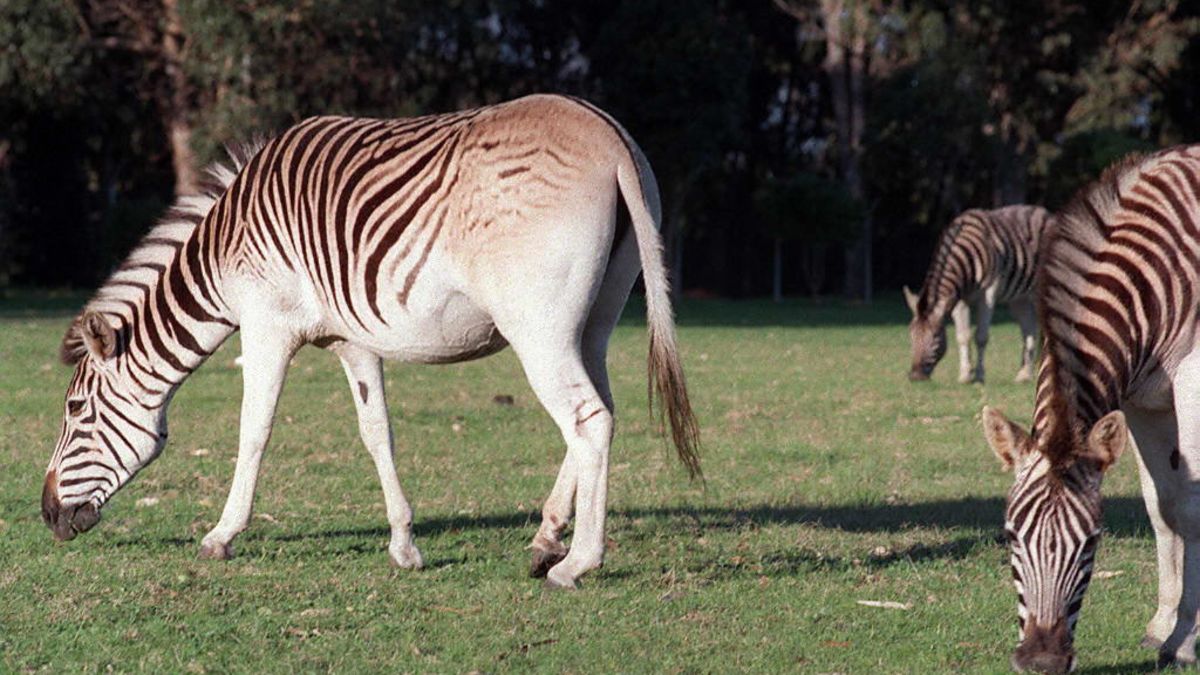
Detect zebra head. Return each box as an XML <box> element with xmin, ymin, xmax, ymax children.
<box><xmin>982</xmin><ymin>406</ymin><xmax>1128</xmax><ymax>674</ymax></box>
<box><xmin>904</xmin><ymin>285</ymin><xmax>947</xmax><ymax>381</ymax></box>
<box><xmin>43</xmin><ymin>312</ymin><xmax>170</xmax><ymax>541</ymax></box>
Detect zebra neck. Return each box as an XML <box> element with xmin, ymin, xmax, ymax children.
<box><xmin>918</xmin><ymin>255</ymin><xmax>974</xmax><ymax>321</ymax></box>
<box><xmin>918</xmin><ymin>224</ymin><xmax>984</xmax><ymax>318</ymax></box>
<box><xmin>109</xmin><ymin>235</ymin><xmax>237</xmax><ymax>402</ymax></box>
<box><xmin>917</xmin><ymin>283</ymin><xmax>961</xmax><ymax>325</ymax></box>
<box><xmin>1032</xmin><ymin>346</ymin><xmax>1123</xmax><ymax>459</ymax></box>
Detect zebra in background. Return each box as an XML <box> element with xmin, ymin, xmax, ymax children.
<box><xmin>904</xmin><ymin>205</ymin><xmax>1053</xmax><ymax>383</ymax></box>
<box><xmin>982</xmin><ymin>145</ymin><xmax>1200</xmax><ymax>672</ymax></box>
<box><xmin>41</xmin><ymin>94</ymin><xmax>701</xmax><ymax>590</ymax></box>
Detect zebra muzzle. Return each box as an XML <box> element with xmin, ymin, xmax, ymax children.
<box><xmin>41</xmin><ymin>471</ymin><xmax>101</xmax><ymax>541</ymax></box>
<box><xmin>1011</xmin><ymin>619</ymin><xmax>1074</xmax><ymax>674</ymax></box>
<box><xmin>908</xmin><ymin>368</ymin><xmax>931</xmax><ymax>382</ymax></box>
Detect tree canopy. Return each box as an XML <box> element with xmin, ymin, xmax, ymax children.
<box><xmin>1</xmin><ymin>0</ymin><xmax>1196</xmax><ymax>297</ymax></box>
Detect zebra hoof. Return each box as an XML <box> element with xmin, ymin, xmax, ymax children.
<box><xmin>544</xmin><ymin>573</ymin><xmax>577</xmax><ymax>591</ymax></box>
<box><xmin>198</xmin><ymin>540</ymin><xmax>233</xmax><ymax>561</ymax></box>
<box><xmin>389</xmin><ymin>545</ymin><xmax>424</xmax><ymax>570</ymax></box>
<box><xmin>1158</xmin><ymin>649</ymin><xmax>1197</xmax><ymax>669</ymax></box>
<box><xmin>1014</xmin><ymin>371</ymin><xmax>1033</xmax><ymax>383</ymax></box>
<box><xmin>1140</xmin><ymin>634</ymin><xmax>1164</xmax><ymax>650</ymax></box>
<box><xmin>529</xmin><ymin>543</ymin><xmax>568</xmax><ymax>578</ymax></box>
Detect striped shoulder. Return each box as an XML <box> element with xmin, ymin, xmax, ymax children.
<box><xmin>60</xmin><ymin>140</ymin><xmax>265</xmax><ymax>364</ymax></box>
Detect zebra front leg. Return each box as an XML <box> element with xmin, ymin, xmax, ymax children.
<box><xmin>1144</xmin><ymin>514</ymin><xmax>1184</xmax><ymax>651</ymax></box>
<box><xmin>971</xmin><ymin>294</ymin><xmax>995</xmax><ymax>384</ymax></box>
<box><xmin>1158</xmin><ymin>538</ymin><xmax>1200</xmax><ymax>667</ymax></box>
<box><xmin>951</xmin><ymin>301</ymin><xmax>972</xmax><ymax>384</ymax></box>
<box><xmin>1126</xmin><ymin>406</ymin><xmax>1184</xmax><ymax>649</ymax></box>
<box><xmin>199</xmin><ymin>329</ymin><xmax>295</xmax><ymax>560</ymax></box>
<box><xmin>1157</xmin><ymin>350</ymin><xmax>1200</xmax><ymax>665</ymax></box>
<box><xmin>333</xmin><ymin>344</ymin><xmax>423</xmax><ymax>569</ymax></box>
<box><xmin>1009</xmin><ymin>298</ymin><xmax>1037</xmax><ymax>383</ymax></box>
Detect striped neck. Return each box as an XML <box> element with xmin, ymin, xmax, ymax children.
<box><xmin>101</xmin><ymin>231</ymin><xmax>235</xmax><ymax>402</ymax></box>
<box><xmin>70</xmin><ymin>193</ymin><xmax>240</xmax><ymax>404</ymax></box>
<box><xmin>1031</xmin><ymin>338</ymin><xmax>1126</xmax><ymax>465</ymax></box>
<box><xmin>65</xmin><ymin>144</ymin><xmax>263</xmax><ymax>402</ymax></box>
<box><xmin>917</xmin><ymin>220</ymin><xmax>978</xmax><ymax>321</ymax></box>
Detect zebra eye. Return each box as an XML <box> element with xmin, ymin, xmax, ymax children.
<box><xmin>67</xmin><ymin>399</ymin><xmax>86</xmax><ymax>416</ymax></box>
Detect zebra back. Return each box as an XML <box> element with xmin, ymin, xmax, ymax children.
<box><xmin>914</xmin><ymin>205</ymin><xmax>1052</xmax><ymax>320</ymax></box>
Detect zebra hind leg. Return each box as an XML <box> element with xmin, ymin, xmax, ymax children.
<box><xmin>1010</xmin><ymin>298</ymin><xmax>1037</xmax><ymax>383</ymax></box>
<box><xmin>332</xmin><ymin>343</ymin><xmax>423</xmax><ymax>570</ymax></box>
<box><xmin>971</xmin><ymin>296</ymin><xmax>995</xmax><ymax>384</ymax></box>
<box><xmin>529</xmin><ymin>290</ymin><xmax>626</xmax><ymax>578</ymax></box>
<box><xmin>527</xmin><ymin>225</ymin><xmax>636</xmax><ymax>580</ymax></box>
<box><xmin>512</xmin><ymin>340</ymin><xmax>613</xmax><ymax>590</ymax></box>
<box><xmin>529</xmin><ymin>459</ymin><xmax>574</xmax><ymax>578</ymax></box>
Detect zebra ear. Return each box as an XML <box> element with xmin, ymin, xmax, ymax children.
<box><xmin>79</xmin><ymin>312</ymin><xmax>119</xmax><ymax>361</ymax></box>
<box><xmin>982</xmin><ymin>406</ymin><xmax>1030</xmax><ymax>471</ymax></box>
<box><xmin>903</xmin><ymin>286</ymin><xmax>919</xmax><ymax>314</ymax></box>
<box><xmin>1084</xmin><ymin>410</ymin><xmax>1127</xmax><ymax>472</ymax></box>
<box><xmin>60</xmin><ymin>323</ymin><xmax>86</xmax><ymax>365</ymax></box>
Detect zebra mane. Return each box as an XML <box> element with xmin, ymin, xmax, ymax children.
<box><xmin>1038</xmin><ymin>151</ymin><xmax>1150</xmax><ymax>306</ymax></box>
<box><xmin>1033</xmin><ymin>150</ymin><xmax>1153</xmax><ymax>465</ymax></box>
<box><xmin>60</xmin><ymin>140</ymin><xmax>265</xmax><ymax>365</ymax></box>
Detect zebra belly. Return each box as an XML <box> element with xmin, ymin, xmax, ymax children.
<box><xmin>345</xmin><ymin>291</ymin><xmax>509</xmax><ymax>365</ymax></box>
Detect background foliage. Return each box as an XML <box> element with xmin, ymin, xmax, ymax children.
<box><xmin>0</xmin><ymin>0</ymin><xmax>1197</xmax><ymax>297</ymax></box>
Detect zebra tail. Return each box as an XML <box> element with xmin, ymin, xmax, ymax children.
<box><xmin>616</xmin><ymin>143</ymin><xmax>703</xmax><ymax>481</ymax></box>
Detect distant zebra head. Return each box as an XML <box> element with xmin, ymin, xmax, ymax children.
<box><xmin>982</xmin><ymin>406</ymin><xmax>1128</xmax><ymax>674</ymax></box>
<box><xmin>903</xmin><ymin>285</ymin><xmax>947</xmax><ymax>381</ymax></box>
<box><xmin>42</xmin><ymin>312</ymin><xmax>169</xmax><ymax>541</ymax></box>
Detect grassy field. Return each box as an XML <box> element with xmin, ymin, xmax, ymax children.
<box><xmin>0</xmin><ymin>293</ymin><xmax>1159</xmax><ymax>673</ymax></box>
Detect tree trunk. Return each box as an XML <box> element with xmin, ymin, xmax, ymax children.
<box><xmin>992</xmin><ymin>132</ymin><xmax>1028</xmax><ymax>206</ymax></box>
<box><xmin>802</xmin><ymin>243</ymin><xmax>828</xmax><ymax>297</ymax></box>
<box><xmin>822</xmin><ymin>0</ymin><xmax>871</xmax><ymax>302</ymax></box>
<box><xmin>161</xmin><ymin>0</ymin><xmax>198</xmax><ymax>196</ymax></box>
<box><xmin>772</xmin><ymin>237</ymin><xmax>783</xmax><ymax>302</ymax></box>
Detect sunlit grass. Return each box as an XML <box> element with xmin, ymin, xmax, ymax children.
<box><xmin>0</xmin><ymin>294</ymin><xmax>1156</xmax><ymax>673</ymax></box>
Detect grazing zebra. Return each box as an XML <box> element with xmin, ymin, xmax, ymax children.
<box><xmin>904</xmin><ymin>205</ymin><xmax>1053</xmax><ymax>383</ymax></box>
<box><xmin>982</xmin><ymin>145</ymin><xmax>1200</xmax><ymax>672</ymax></box>
<box><xmin>41</xmin><ymin>94</ymin><xmax>701</xmax><ymax>590</ymax></box>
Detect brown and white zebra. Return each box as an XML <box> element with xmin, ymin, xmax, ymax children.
<box><xmin>40</xmin><ymin>94</ymin><xmax>701</xmax><ymax>590</ymax></box>
<box><xmin>904</xmin><ymin>205</ymin><xmax>1053</xmax><ymax>384</ymax></box>
<box><xmin>982</xmin><ymin>145</ymin><xmax>1200</xmax><ymax>672</ymax></box>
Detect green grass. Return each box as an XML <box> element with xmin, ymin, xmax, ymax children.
<box><xmin>0</xmin><ymin>293</ymin><xmax>1157</xmax><ymax>673</ymax></box>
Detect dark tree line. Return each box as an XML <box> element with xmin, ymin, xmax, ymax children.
<box><xmin>1</xmin><ymin>0</ymin><xmax>1197</xmax><ymax>298</ymax></box>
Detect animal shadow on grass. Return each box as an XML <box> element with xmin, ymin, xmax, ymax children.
<box><xmin>103</xmin><ymin>495</ymin><xmax>1149</xmax><ymax>574</ymax></box>
<box><xmin>613</xmin><ymin>496</ymin><xmax>1148</xmax><ymax>577</ymax></box>
<box><xmin>258</xmin><ymin>495</ymin><xmax>1149</xmax><ymax>542</ymax></box>
<box><xmin>1076</xmin><ymin>661</ymin><xmax>1158</xmax><ymax>674</ymax></box>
